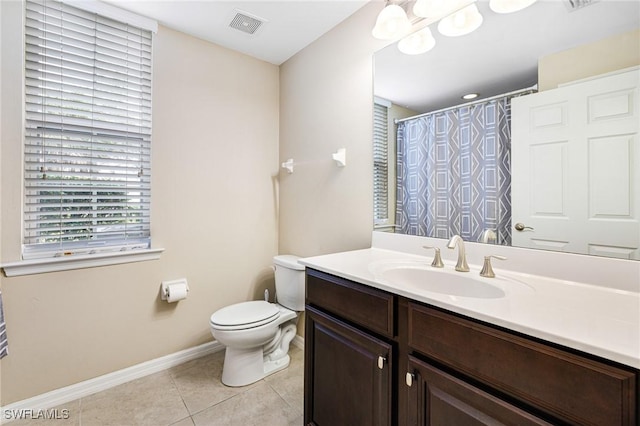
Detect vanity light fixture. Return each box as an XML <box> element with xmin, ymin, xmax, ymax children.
<box><xmin>379</xmin><ymin>0</ymin><xmax>539</xmax><ymax>56</ymax></box>
<box><xmin>372</xmin><ymin>3</ymin><xmax>412</xmax><ymax>40</ymax></box>
<box><xmin>398</xmin><ymin>27</ymin><xmax>436</xmax><ymax>55</ymax></box>
<box><xmin>376</xmin><ymin>0</ymin><xmax>483</xmax><ymax>56</ymax></box>
<box><xmin>489</xmin><ymin>0</ymin><xmax>538</xmax><ymax>14</ymax></box>
<box><xmin>437</xmin><ymin>3</ymin><xmax>483</xmax><ymax>37</ymax></box>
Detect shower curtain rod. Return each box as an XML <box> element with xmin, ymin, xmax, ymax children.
<box><xmin>394</xmin><ymin>85</ymin><xmax>538</xmax><ymax>124</ymax></box>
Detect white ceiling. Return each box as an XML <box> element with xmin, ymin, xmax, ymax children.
<box><xmin>103</xmin><ymin>0</ymin><xmax>371</xmax><ymax>65</ymax></box>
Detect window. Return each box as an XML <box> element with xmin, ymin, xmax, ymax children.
<box><xmin>24</xmin><ymin>0</ymin><xmax>153</xmax><ymax>260</ymax></box>
<box><xmin>373</xmin><ymin>99</ymin><xmax>390</xmax><ymax>225</ymax></box>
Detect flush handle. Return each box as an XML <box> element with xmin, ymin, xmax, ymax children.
<box><xmin>377</xmin><ymin>356</ymin><xmax>386</xmax><ymax>370</ymax></box>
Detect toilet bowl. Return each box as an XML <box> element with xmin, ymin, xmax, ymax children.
<box><xmin>209</xmin><ymin>255</ymin><xmax>305</xmax><ymax>387</ymax></box>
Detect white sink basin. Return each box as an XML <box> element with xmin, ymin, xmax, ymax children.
<box><xmin>371</xmin><ymin>261</ymin><xmax>533</xmax><ymax>299</ymax></box>
<box><xmin>381</xmin><ymin>267</ymin><xmax>506</xmax><ymax>298</ymax></box>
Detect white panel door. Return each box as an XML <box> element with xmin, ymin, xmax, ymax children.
<box><xmin>512</xmin><ymin>68</ymin><xmax>640</xmax><ymax>259</ymax></box>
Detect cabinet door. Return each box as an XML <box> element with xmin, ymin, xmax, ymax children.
<box><xmin>406</xmin><ymin>355</ymin><xmax>551</xmax><ymax>426</ymax></box>
<box><xmin>304</xmin><ymin>306</ymin><xmax>392</xmax><ymax>426</ymax></box>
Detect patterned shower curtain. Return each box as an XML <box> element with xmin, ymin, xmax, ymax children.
<box><xmin>395</xmin><ymin>96</ymin><xmax>514</xmax><ymax>245</ymax></box>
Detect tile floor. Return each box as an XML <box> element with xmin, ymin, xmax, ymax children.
<box><xmin>11</xmin><ymin>347</ymin><xmax>304</xmax><ymax>426</ymax></box>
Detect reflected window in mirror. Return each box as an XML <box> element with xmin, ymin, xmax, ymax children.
<box><xmin>373</xmin><ymin>98</ymin><xmax>418</xmax><ymax>233</ymax></box>
<box><xmin>373</xmin><ymin>98</ymin><xmax>390</xmax><ymax>229</ymax></box>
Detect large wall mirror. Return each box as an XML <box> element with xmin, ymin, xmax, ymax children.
<box><xmin>373</xmin><ymin>0</ymin><xmax>640</xmax><ymax>260</ymax></box>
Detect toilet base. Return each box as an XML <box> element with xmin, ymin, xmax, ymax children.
<box><xmin>220</xmin><ymin>322</ymin><xmax>297</xmax><ymax>387</ymax></box>
<box><xmin>220</xmin><ymin>348</ymin><xmax>292</xmax><ymax>387</ymax></box>
<box><xmin>264</xmin><ymin>353</ymin><xmax>291</xmax><ymax>377</ymax></box>
<box><xmin>221</xmin><ymin>346</ymin><xmax>264</xmax><ymax>387</ymax></box>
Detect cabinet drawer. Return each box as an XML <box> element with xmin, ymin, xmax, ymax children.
<box><xmin>306</xmin><ymin>268</ymin><xmax>394</xmax><ymax>338</ymax></box>
<box><xmin>408</xmin><ymin>303</ymin><xmax>637</xmax><ymax>426</ymax></box>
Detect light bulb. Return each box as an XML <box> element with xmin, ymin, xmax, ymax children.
<box><xmin>438</xmin><ymin>3</ymin><xmax>483</xmax><ymax>37</ymax></box>
<box><xmin>398</xmin><ymin>27</ymin><xmax>436</xmax><ymax>55</ymax></box>
<box><xmin>372</xmin><ymin>4</ymin><xmax>412</xmax><ymax>40</ymax></box>
<box><xmin>453</xmin><ymin>11</ymin><xmax>467</xmax><ymax>28</ymax></box>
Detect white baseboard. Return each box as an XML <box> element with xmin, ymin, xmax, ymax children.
<box><xmin>1</xmin><ymin>341</ymin><xmax>223</xmax><ymax>424</ymax></box>
<box><xmin>292</xmin><ymin>334</ymin><xmax>304</xmax><ymax>350</ymax></box>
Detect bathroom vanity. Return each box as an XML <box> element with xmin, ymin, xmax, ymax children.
<box><xmin>300</xmin><ymin>241</ymin><xmax>639</xmax><ymax>426</ymax></box>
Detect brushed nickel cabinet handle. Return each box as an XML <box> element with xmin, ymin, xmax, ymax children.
<box><xmin>406</xmin><ymin>372</ymin><xmax>414</xmax><ymax>387</ymax></box>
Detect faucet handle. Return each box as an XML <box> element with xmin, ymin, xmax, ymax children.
<box><xmin>422</xmin><ymin>246</ymin><xmax>444</xmax><ymax>268</ymax></box>
<box><xmin>480</xmin><ymin>255</ymin><xmax>507</xmax><ymax>278</ymax></box>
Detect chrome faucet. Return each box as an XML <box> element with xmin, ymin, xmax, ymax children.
<box><xmin>447</xmin><ymin>235</ymin><xmax>469</xmax><ymax>272</ymax></box>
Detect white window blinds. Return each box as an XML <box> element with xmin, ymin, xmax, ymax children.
<box><xmin>373</xmin><ymin>101</ymin><xmax>389</xmax><ymax>224</ymax></box>
<box><xmin>24</xmin><ymin>0</ymin><xmax>152</xmax><ymax>259</ymax></box>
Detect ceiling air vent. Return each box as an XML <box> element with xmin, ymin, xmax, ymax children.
<box><xmin>229</xmin><ymin>10</ymin><xmax>266</xmax><ymax>35</ymax></box>
<box><xmin>563</xmin><ymin>0</ymin><xmax>600</xmax><ymax>12</ymax></box>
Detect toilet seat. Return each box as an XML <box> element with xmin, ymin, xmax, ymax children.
<box><xmin>210</xmin><ymin>300</ymin><xmax>279</xmax><ymax>331</ymax></box>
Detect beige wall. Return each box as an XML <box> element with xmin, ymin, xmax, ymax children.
<box><xmin>539</xmin><ymin>29</ymin><xmax>640</xmax><ymax>91</ymax></box>
<box><xmin>0</xmin><ymin>1</ymin><xmax>279</xmax><ymax>404</ymax></box>
<box><xmin>279</xmin><ymin>2</ymin><xmax>387</xmax><ymax>258</ymax></box>
<box><xmin>278</xmin><ymin>3</ymin><xmax>387</xmax><ymax>337</ymax></box>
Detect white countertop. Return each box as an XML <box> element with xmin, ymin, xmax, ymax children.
<box><xmin>300</xmin><ymin>247</ymin><xmax>640</xmax><ymax>369</ymax></box>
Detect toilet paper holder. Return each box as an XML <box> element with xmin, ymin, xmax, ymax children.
<box><xmin>161</xmin><ymin>279</ymin><xmax>189</xmax><ymax>301</ymax></box>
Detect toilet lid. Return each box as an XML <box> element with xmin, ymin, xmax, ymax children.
<box><xmin>210</xmin><ymin>300</ymin><xmax>279</xmax><ymax>329</ymax></box>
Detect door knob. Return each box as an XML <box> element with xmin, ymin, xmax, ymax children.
<box><xmin>514</xmin><ymin>222</ymin><xmax>534</xmax><ymax>231</ymax></box>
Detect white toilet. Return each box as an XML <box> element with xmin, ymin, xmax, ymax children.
<box><xmin>209</xmin><ymin>255</ymin><xmax>305</xmax><ymax>387</ymax></box>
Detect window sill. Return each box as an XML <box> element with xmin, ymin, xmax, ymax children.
<box><xmin>1</xmin><ymin>248</ymin><xmax>165</xmax><ymax>277</ymax></box>
<box><xmin>373</xmin><ymin>223</ymin><xmax>398</xmax><ymax>232</ymax></box>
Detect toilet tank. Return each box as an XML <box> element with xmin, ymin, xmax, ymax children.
<box><xmin>273</xmin><ymin>255</ymin><xmax>305</xmax><ymax>311</ymax></box>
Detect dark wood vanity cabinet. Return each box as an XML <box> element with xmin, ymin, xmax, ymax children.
<box><xmin>304</xmin><ymin>269</ymin><xmax>394</xmax><ymax>426</ymax></box>
<box><xmin>407</xmin><ymin>303</ymin><xmax>638</xmax><ymax>426</ymax></box>
<box><xmin>304</xmin><ymin>268</ymin><xmax>638</xmax><ymax>426</ymax></box>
